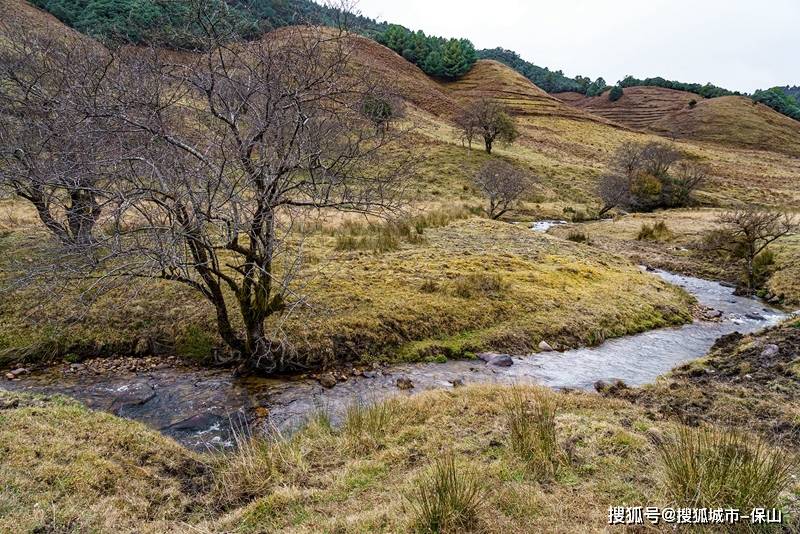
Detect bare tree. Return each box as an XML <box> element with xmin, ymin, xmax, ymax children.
<box><xmin>0</xmin><ymin>28</ymin><xmax>119</xmax><ymax>251</ymax></box>
<box><xmin>597</xmin><ymin>173</ymin><xmax>630</xmax><ymax>217</ymax></box>
<box><xmin>473</xmin><ymin>160</ymin><xmax>532</xmax><ymax>219</ymax></box>
<box><xmin>704</xmin><ymin>208</ymin><xmax>797</xmax><ymax>292</ymax></box>
<box><xmin>456</xmin><ymin>99</ymin><xmax>517</xmax><ymax>154</ymax></box>
<box><xmin>1</xmin><ymin>17</ymin><xmax>412</xmax><ymax>372</ymax></box>
<box><xmin>666</xmin><ymin>161</ymin><xmax>707</xmax><ymax>208</ymax></box>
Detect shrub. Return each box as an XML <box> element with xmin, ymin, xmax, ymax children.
<box><xmin>571</xmin><ymin>210</ymin><xmax>588</xmax><ymax>222</ymax></box>
<box><xmin>688</xmin><ymin>99</ymin><xmax>698</xmax><ymax>109</ymax></box>
<box><xmin>406</xmin><ymin>453</ymin><xmax>482</xmax><ymax>533</ymax></box>
<box><xmin>637</xmin><ymin>221</ymin><xmax>672</xmax><ymax>241</ymax></box>
<box><xmin>657</xmin><ymin>426</ymin><xmax>796</xmax><ymax>511</ymax></box>
<box><xmin>452</xmin><ymin>273</ymin><xmax>505</xmax><ymax>298</ymax></box>
<box><xmin>752</xmin><ymin>248</ymin><xmax>776</xmax><ymax>288</ymax></box>
<box><xmin>504</xmin><ymin>387</ymin><xmax>561</xmax><ymax>480</ymax></box>
<box><xmin>608</xmin><ymin>86</ymin><xmax>624</xmax><ymax>102</ymax></box>
<box><xmin>566</xmin><ymin>231</ymin><xmax>589</xmax><ymax>244</ymax></box>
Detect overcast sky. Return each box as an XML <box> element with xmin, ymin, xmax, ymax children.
<box><xmin>352</xmin><ymin>0</ymin><xmax>799</xmax><ymax>93</ymax></box>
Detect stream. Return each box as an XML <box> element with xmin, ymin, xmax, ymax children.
<box><xmin>0</xmin><ymin>270</ymin><xmax>790</xmax><ymax>450</ymax></box>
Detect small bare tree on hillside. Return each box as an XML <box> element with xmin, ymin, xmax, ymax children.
<box><xmin>473</xmin><ymin>160</ymin><xmax>533</xmax><ymax>219</ymax></box>
<box><xmin>703</xmin><ymin>208</ymin><xmax>797</xmax><ymax>292</ymax></box>
<box><xmin>597</xmin><ymin>173</ymin><xmax>630</xmax><ymax>217</ymax></box>
<box><xmin>456</xmin><ymin>99</ymin><xmax>518</xmax><ymax>154</ymax></box>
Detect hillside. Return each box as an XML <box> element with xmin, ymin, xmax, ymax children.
<box><xmin>328</xmin><ymin>31</ymin><xmax>457</xmax><ymax>118</ymax></box>
<box><xmin>0</xmin><ymin>0</ymin><xmax>96</xmax><ymax>42</ymax></box>
<box><xmin>650</xmin><ymin>95</ymin><xmax>800</xmax><ymax>155</ymax></box>
<box><xmin>554</xmin><ymin>86</ymin><xmax>700</xmax><ymax>130</ymax></box>
<box><xmin>440</xmin><ymin>59</ymin><xmax>617</xmax><ymax>125</ymax></box>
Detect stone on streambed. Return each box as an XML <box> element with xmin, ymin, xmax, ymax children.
<box><xmin>396</xmin><ymin>377</ymin><xmax>414</xmax><ymax>390</ymax></box>
<box><xmin>477</xmin><ymin>352</ymin><xmax>513</xmax><ymax>367</ymax></box>
<box><xmin>489</xmin><ymin>354</ymin><xmax>513</xmax><ymax>367</ymax></box>
<box><xmin>477</xmin><ymin>352</ymin><xmax>514</xmax><ymax>366</ymax></box>
<box><xmin>317</xmin><ymin>374</ymin><xmax>337</xmax><ymax>389</ymax></box>
<box><xmin>746</xmin><ymin>313</ymin><xmax>766</xmax><ymax>321</ymax></box>
<box><xmin>538</xmin><ymin>341</ymin><xmax>555</xmax><ymax>352</ymax></box>
<box><xmin>761</xmin><ymin>344</ymin><xmax>780</xmax><ymax>359</ymax></box>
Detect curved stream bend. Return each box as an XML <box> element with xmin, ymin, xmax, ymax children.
<box><xmin>1</xmin><ymin>271</ymin><xmax>790</xmax><ymax>449</ymax></box>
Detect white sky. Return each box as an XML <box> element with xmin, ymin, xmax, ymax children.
<box><xmin>352</xmin><ymin>0</ymin><xmax>799</xmax><ymax>93</ymax></box>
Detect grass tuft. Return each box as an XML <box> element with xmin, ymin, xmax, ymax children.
<box><xmin>343</xmin><ymin>399</ymin><xmax>399</xmax><ymax>451</ymax></box>
<box><xmin>452</xmin><ymin>273</ymin><xmax>506</xmax><ymax>299</ymax></box>
<box><xmin>333</xmin><ymin>207</ymin><xmax>475</xmax><ymax>253</ymax></box>
<box><xmin>504</xmin><ymin>387</ymin><xmax>562</xmax><ymax>480</ymax></box>
<box><xmin>657</xmin><ymin>426</ymin><xmax>796</xmax><ymax>511</ymax></box>
<box><xmin>212</xmin><ymin>428</ymin><xmax>277</xmax><ymax>508</ymax></box>
<box><xmin>566</xmin><ymin>231</ymin><xmax>590</xmax><ymax>244</ymax></box>
<box><xmin>406</xmin><ymin>453</ymin><xmax>482</xmax><ymax>533</ymax></box>
<box><xmin>636</xmin><ymin>220</ymin><xmax>672</xmax><ymax>241</ymax></box>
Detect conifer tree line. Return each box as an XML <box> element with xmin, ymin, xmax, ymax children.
<box><xmin>376</xmin><ymin>24</ymin><xmax>476</xmax><ymax>79</ymax></box>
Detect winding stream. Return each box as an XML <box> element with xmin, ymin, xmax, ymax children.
<box><xmin>0</xmin><ymin>270</ymin><xmax>790</xmax><ymax>450</ymax></box>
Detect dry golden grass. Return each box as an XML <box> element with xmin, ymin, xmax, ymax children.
<box><xmin>2</xmin><ymin>381</ymin><xmax>797</xmax><ymax>533</ymax></box>
<box><xmin>0</xmin><ymin>216</ymin><xmax>693</xmax><ymax>367</ymax></box>
<box><xmin>554</xmin><ymin>86</ymin><xmax>700</xmax><ymax>130</ymax></box>
<box><xmin>0</xmin><ymin>391</ymin><xmax>208</xmax><ymax>533</ymax></box>
<box><xmin>549</xmin><ymin>209</ymin><xmax>800</xmax><ymax>306</ymax></box>
<box><xmin>650</xmin><ymin>96</ymin><xmax>800</xmax><ymax>156</ymax></box>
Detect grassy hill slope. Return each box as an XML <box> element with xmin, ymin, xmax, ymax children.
<box><xmin>0</xmin><ymin>0</ymin><xmax>97</xmax><ymax>43</ymax></box>
<box><xmin>442</xmin><ymin>60</ymin><xmax>615</xmax><ymax>125</ymax></box>
<box><xmin>554</xmin><ymin>86</ymin><xmax>700</xmax><ymax>130</ymax></box>
<box><xmin>650</xmin><ymin>95</ymin><xmax>800</xmax><ymax>156</ymax></box>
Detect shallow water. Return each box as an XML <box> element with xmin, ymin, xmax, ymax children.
<box><xmin>0</xmin><ymin>271</ymin><xmax>789</xmax><ymax>449</ymax></box>
<box><xmin>529</xmin><ymin>220</ymin><xmax>568</xmax><ymax>232</ymax></box>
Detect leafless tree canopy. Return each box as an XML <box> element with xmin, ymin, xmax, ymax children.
<box><xmin>703</xmin><ymin>207</ymin><xmax>797</xmax><ymax>292</ymax></box>
<box><xmin>455</xmin><ymin>99</ymin><xmax>517</xmax><ymax>154</ymax></box>
<box><xmin>598</xmin><ymin>141</ymin><xmax>705</xmax><ymax>215</ymax></box>
<box><xmin>473</xmin><ymin>160</ymin><xmax>533</xmax><ymax>219</ymax></box>
<box><xmin>0</xmin><ymin>19</ymin><xmax>412</xmax><ymax>373</ymax></box>
<box><xmin>0</xmin><ymin>32</ymin><xmax>120</xmax><ymax>251</ymax></box>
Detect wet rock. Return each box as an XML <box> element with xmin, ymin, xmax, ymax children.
<box><xmin>538</xmin><ymin>341</ymin><xmax>555</xmax><ymax>352</ymax></box>
<box><xmin>476</xmin><ymin>352</ymin><xmax>501</xmax><ymax>362</ymax></box>
<box><xmin>4</xmin><ymin>373</ymin><xmax>14</xmax><ymax>380</ymax></box>
<box><xmin>396</xmin><ymin>377</ymin><xmax>414</xmax><ymax>390</ymax></box>
<box><xmin>768</xmin><ymin>295</ymin><xmax>782</xmax><ymax>304</ymax></box>
<box><xmin>450</xmin><ymin>378</ymin><xmax>464</xmax><ymax>388</ymax></box>
<box><xmin>702</xmin><ymin>309</ymin><xmax>723</xmax><ymax>320</ymax></box>
<box><xmin>487</xmin><ymin>354</ymin><xmax>513</xmax><ymax>367</ymax></box>
<box><xmin>745</xmin><ymin>313</ymin><xmax>766</xmax><ymax>321</ymax></box>
<box><xmin>164</xmin><ymin>412</ymin><xmax>223</xmax><ymax>432</ymax></box>
<box><xmin>317</xmin><ymin>374</ymin><xmax>337</xmax><ymax>389</ymax></box>
<box><xmin>719</xmin><ymin>281</ymin><xmax>737</xmax><ymax>288</ymax></box>
<box><xmin>361</xmin><ymin>370</ymin><xmax>378</xmax><ymax>379</ymax></box>
<box><xmin>10</xmin><ymin>368</ymin><xmax>29</xmax><ymax>377</ymax></box>
<box><xmin>761</xmin><ymin>344</ymin><xmax>780</xmax><ymax>359</ymax></box>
